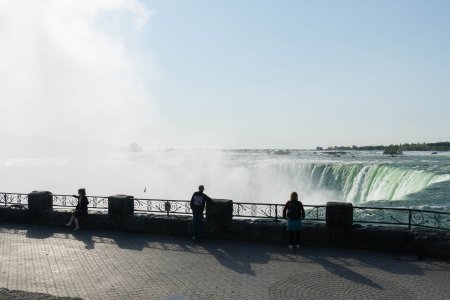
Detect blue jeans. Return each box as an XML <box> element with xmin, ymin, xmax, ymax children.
<box><xmin>192</xmin><ymin>211</ymin><xmax>204</xmax><ymax>239</ymax></box>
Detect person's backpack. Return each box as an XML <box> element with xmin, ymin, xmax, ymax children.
<box><xmin>193</xmin><ymin>195</ymin><xmax>204</xmax><ymax>206</ymax></box>
<box><xmin>288</xmin><ymin>201</ymin><xmax>302</xmax><ymax>220</ymax></box>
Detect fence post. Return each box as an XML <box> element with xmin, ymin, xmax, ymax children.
<box><xmin>4</xmin><ymin>193</ymin><xmax>6</xmax><ymax>207</ymax></box>
<box><xmin>275</xmin><ymin>204</ymin><xmax>278</xmax><ymax>222</ymax></box>
<box><xmin>326</xmin><ymin>202</ymin><xmax>353</xmax><ymax>228</ymax></box>
<box><xmin>165</xmin><ymin>200</ymin><xmax>171</xmax><ymax>217</ymax></box>
<box><xmin>408</xmin><ymin>209</ymin><xmax>412</xmax><ymax>230</ymax></box>
<box><xmin>108</xmin><ymin>194</ymin><xmax>134</xmax><ymax>216</ymax></box>
<box><xmin>316</xmin><ymin>206</ymin><xmax>319</xmax><ymax>220</ymax></box>
<box><xmin>28</xmin><ymin>191</ymin><xmax>53</xmax><ymax>215</ymax></box>
<box><xmin>206</xmin><ymin>199</ymin><xmax>233</xmax><ymax>221</ymax></box>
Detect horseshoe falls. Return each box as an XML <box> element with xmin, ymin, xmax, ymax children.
<box><xmin>1</xmin><ymin>149</ymin><xmax>449</xmax><ymax>211</ymax></box>
<box><xmin>289</xmin><ymin>163</ymin><xmax>449</xmax><ymax>205</ymax></box>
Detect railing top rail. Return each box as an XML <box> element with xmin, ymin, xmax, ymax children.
<box><xmin>1</xmin><ymin>192</ymin><xmax>29</xmax><ymax>196</ymax></box>
<box><xmin>409</xmin><ymin>208</ymin><xmax>450</xmax><ymax>215</ymax></box>
<box><xmin>53</xmin><ymin>194</ymin><xmax>109</xmax><ymax>198</ymax></box>
<box><xmin>135</xmin><ymin>198</ymin><xmax>187</xmax><ymax>201</ymax></box>
<box><xmin>135</xmin><ymin>198</ymin><xmax>233</xmax><ymax>202</ymax></box>
<box><xmin>354</xmin><ymin>206</ymin><xmax>450</xmax><ymax>215</ymax></box>
<box><xmin>0</xmin><ymin>192</ymin><xmax>110</xmax><ymax>198</ymax></box>
<box><xmin>232</xmin><ymin>202</ymin><xmax>325</xmax><ymax>207</ymax></box>
<box><xmin>353</xmin><ymin>206</ymin><xmax>411</xmax><ymax>212</ymax></box>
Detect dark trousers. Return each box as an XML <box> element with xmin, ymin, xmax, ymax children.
<box><xmin>289</xmin><ymin>230</ymin><xmax>301</xmax><ymax>245</ymax></box>
<box><xmin>192</xmin><ymin>211</ymin><xmax>204</xmax><ymax>239</ymax></box>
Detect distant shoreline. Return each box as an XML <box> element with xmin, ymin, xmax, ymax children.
<box><xmin>317</xmin><ymin>142</ymin><xmax>450</xmax><ymax>152</ymax></box>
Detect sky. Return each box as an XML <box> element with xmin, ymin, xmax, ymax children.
<box><xmin>1</xmin><ymin>0</ymin><xmax>450</xmax><ymax>155</ymax></box>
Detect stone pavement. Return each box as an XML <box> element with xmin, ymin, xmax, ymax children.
<box><xmin>0</xmin><ymin>223</ymin><xmax>450</xmax><ymax>300</ymax></box>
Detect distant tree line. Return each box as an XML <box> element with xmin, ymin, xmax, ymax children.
<box><xmin>324</xmin><ymin>142</ymin><xmax>450</xmax><ymax>152</ymax></box>
<box><xmin>383</xmin><ymin>145</ymin><xmax>403</xmax><ymax>155</ymax></box>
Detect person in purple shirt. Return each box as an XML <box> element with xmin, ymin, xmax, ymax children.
<box><xmin>190</xmin><ymin>185</ymin><xmax>212</xmax><ymax>242</ymax></box>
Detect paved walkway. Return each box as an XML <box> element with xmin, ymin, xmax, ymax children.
<box><xmin>0</xmin><ymin>223</ymin><xmax>449</xmax><ymax>300</ymax></box>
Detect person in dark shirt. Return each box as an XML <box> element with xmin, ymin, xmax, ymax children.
<box><xmin>282</xmin><ymin>192</ymin><xmax>305</xmax><ymax>249</ymax></box>
<box><xmin>65</xmin><ymin>188</ymin><xmax>89</xmax><ymax>231</ymax></box>
<box><xmin>190</xmin><ymin>185</ymin><xmax>212</xmax><ymax>241</ymax></box>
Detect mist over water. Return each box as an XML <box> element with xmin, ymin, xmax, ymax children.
<box><xmin>1</xmin><ymin>150</ymin><xmax>449</xmax><ymax>211</ymax></box>
<box><xmin>0</xmin><ymin>1</ymin><xmax>159</xmax><ymax>158</ymax></box>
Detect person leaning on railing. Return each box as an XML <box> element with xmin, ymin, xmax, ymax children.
<box><xmin>65</xmin><ymin>188</ymin><xmax>89</xmax><ymax>231</ymax></box>
<box><xmin>283</xmin><ymin>192</ymin><xmax>305</xmax><ymax>250</ymax></box>
<box><xmin>190</xmin><ymin>185</ymin><xmax>212</xmax><ymax>242</ymax></box>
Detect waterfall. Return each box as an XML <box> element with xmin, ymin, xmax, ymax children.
<box><xmin>293</xmin><ymin>163</ymin><xmax>449</xmax><ymax>204</ymax></box>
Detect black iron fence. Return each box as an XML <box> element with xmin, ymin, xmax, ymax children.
<box><xmin>353</xmin><ymin>206</ymin><xmax>450</xmax><ymax>230</ymax></box>
<box><xmin>1</xmin><ymin>192</ymin><xmax>449</xmax><ymax>231</ymax></box>
<box><xmin>232</xmin><ymin>202</ymin><xmax>326</xmax><ymax>222</ymax></box>
<box><xmin>0</xmin><ymin>192</ymin><xmax>28</xmax><ymax>207</ymax></box>
<box><xmin>134</xmin><ymin>198</ymin><xmax>191</xmax><ymax>216</ymax></box>
<box><xmin>52</xmin><ymin>194</ymin><xmax>109</xmax><ymax>210</ymax></box>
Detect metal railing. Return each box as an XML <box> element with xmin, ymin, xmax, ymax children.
<box><xmin>134</xmin><ymin>198</ymin><xmax>191</xmax><ymax>216</ymax></box>
<box><xmin>0</xmin><ymin>192</ymin><xmax>110</xmax><ymax>210</ymax></box>
<box><xmin>53</xmin><ymin>194</ymin><xmax>109</xmax><ymax>210</ymax></box>
<box><xmin>353</xmin><ymin>206</ymin><xmax>450</xmax><ymax>230</ymax></box>
<box><xmin>232</xmin><ymin>202</ymin><xmax>326</xmax><ymax>222</ymax></box>
<box><xmin>133</xmin><ymin>199</ymin><xmax>327</xmax><ymax>222</ymax></box>
<box><xmin>0</xmin><ymin>192</ymin><xmax>28</xmax><ymax>207</ymax></box>
<box><xmin>1</xmin><ymin>192</ymin><xmax>449</xmax><ymax>230</ymax></box>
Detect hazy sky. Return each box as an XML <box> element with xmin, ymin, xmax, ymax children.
<box><xmin>1</xmin><ymin>0</ymin><xmax>449</xmax><ymax>155</ymax></box>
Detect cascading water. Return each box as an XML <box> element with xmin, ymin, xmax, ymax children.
<box><xmin>292</xmin><ymin>163</ymin><xmax>449</xmax><ymax>204</ymax></box>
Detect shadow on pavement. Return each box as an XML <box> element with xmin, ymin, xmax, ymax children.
<box><xmin>202</xmin><ymin>241</ymin><xmax>270</xmax><ymax>276</ymax></box>
<box><xmin>2</xmin><ymin>222</ymin><xmax>440</xmax><ymax>279</ymax></box>
<box><xmin>25</xmin><ymin>224</ymin><xmax>96</xmax><ymax>250</ymax></box>
<box><xmin>272</xmin><ymin>246</ymin><xmax>426</xmax><ymax>276</ymax></box>
<box><xmin>355</xmin><ymin>250</ymin><xmax>425</xmax><ymax>276</ymax></box>
<box><xmin>25</xmin><ymin>225</ymin><xmax>54</xmax><ymax>240</ymax></box>
<box><xmin>0</xmin><ymin>287</ymin><xmax>83</xmax><ymax>300</ymax></box>
<box><xmin>316</xmin><ymin>247</ymin><xmax>424</xmax><ymax>276</ymax></box>
<box><xmin>303</xmin><ymin>252</ymin><xmax>383</xmax><ymax>289</ymax></box>
<box><xmin>72</xmin><ymin>230</ymin><xmax>95</xmax><ymax>250</ymax></box>
<box><xmin>109</xmin><ymin>232</ymin><xmax>150</xmax><ymax>251</ymax></box>
<box><xmin>66</xmin><ymin>229</ymin><xmax>152</xmax><ymax>251</ymax></box>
